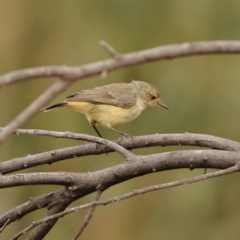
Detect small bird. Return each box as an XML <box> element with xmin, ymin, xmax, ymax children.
<box><xmin>42</xmin><ymin>80</ymin><xmax>168</xmax><ymax>138</ymax></box>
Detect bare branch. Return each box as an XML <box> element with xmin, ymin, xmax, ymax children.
<box><xmin>1</xmin><ymin>150</ymin><xmax>240</xmax><ymax>189</ymax></box>
<box><xmin>5</xmin><ymin>185</ymin><xmax>93</xmax><ymax>239</ymax></box>
<box><xmin>0</xmin><ymin>189</ymin><xmax>70</xmax><ymax>231</ymax></box>
<box><xmin>0</xmin><ymin>218</ymin><xmax>10</xmax><ymax>233</ymax></box>
<box><xmin>3</xmin><ymin>128</ymin><xmax>240</xmax><ymax>152</ymax></box>
<box><xmin>0</xmin><ymin>172</ymin><xmax>81</xmax><ymax>188</ymax></box>
<box><xmin>1</xmin><ymin>132</ymin><xmax>240</xmax><ymax>175</ymax></box>
<box><xmin>27</xmin><ymin>197</ymin><xmax>73</xmax><ymax>240</ymax></box>
<box><xmin>0</xmin><ymin>65</ymin><xmax>71</xmax><ymax>88</ymax></box>
<box><xmin>2</xmin><ymin>40</ymin><xmax>240</xmax><ymax>239</ymax></box>
<box><xmin>73</xmin><ymin>189</ymin><xmax>103</xmax><ymax>240</ymax></box>
<box><xmin>11</xmin><ymin>165</ymin><xmax>239</xmax><ymax>240</ymax></box>
<box><xmin>2</xmin><ymin>148</ymin><xmax>240</xmax><ymax>238</ymax></box>
<box><xmin>1</xmin><ymin>41</ymin><xmax>240</xmax><ymax>88</ymax></box>
<box><xmin>0</xmin><ymin>80</ymin><xmax>70</xmax><ymax>145</ymax></box>
<box><xmin>2</xmin><ymin>148</ymin><xmax>239</xmax><ymax>229</ymax></box>
<box><xmin>0</xmin><ymin>128</ymin><xmax>134</xmax><ymax>160</ymax></box>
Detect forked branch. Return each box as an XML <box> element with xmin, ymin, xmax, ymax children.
<box><xmin>10</xmin><ymin>164</ymin><xmax>239</xmax><ymax>240</ymax></box>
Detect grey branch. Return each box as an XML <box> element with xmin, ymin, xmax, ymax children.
<box><xmin>1</xmin><ymin>41</ymin><xmax>240</xmax><ymax>88</ymax></box>
<box><xmin>1</xmin><ymin>131</ymin><xmax>240</xmax><ymax>175</ymax></box>
<box><xmin>10</xmin><ymin>165</ymin><xmax>239</xmax><ymax>240</ymax></box>
<box><xmin>3</xmin><ymin>127</ymin><xmax>240</xmax><ymax>152</ymax></box>
<box><xmin>2</xmin><ymin>41</ymin><xmax>240</xmax><ymax>239</ymax></box>
<box><xmin>0</xmin><ymin>127</ymin><xmax>133</xmax><ymax>160</ymax></box>
<box><xmin>1</xmin><ymin>148</ymin><xmax>240</xmax><ymax>232</ymax></box>
<box><xmin>1</xmin><ymin>149</ymin><xmax>240</xmax><ymax>189</ymax></box>
<box><xmin>73</xmin><ymin>189</ymin><xmax>103</xmax><ymax>239</ymax></box>
<box><xmin>0</xmin><ymin>80</ymin><xmax>71</xmax><ymax>145</ymax></box>
<box><xmin>1</xmin><ymin>147</ymin><xmax>239</xmax><ymax>239</ymax></box>
<box><xmin>0</xmin><ymin>219</ymin><xmax>10</xmax><ymax>233</ymax></box>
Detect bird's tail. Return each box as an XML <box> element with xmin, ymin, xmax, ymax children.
<box><xmin>41</xmin><ymin>102</ymin><xmax>67</xmax><ymax>112</ymax></box>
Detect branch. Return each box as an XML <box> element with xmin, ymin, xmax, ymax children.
<box><xmin>1</xmin><ymin>150</ymin><xmax>240</xmax><ymax>189</ymax></box>
<box><xmin>0</xmin><ymin>189</ymin><xmax>69</xmax><ymax>231</ymax></box>
<box><xmin>73</xmin><ymin>189</ymin><xmax>103</xmax><ymax>239</ymax></box>
<box><xmin>0</xmin><ymin>128</ymin><xmax>134</xmax><ymax>160</ymax></box>
<box><xmin>11</xmin><ymin>165</ymin><xmax>239</xmax><ymax>240</ymax></box>
<box><xmin>4</xmin><ymin>128</ymin><xmax>240</xmax><ymax>152</ymax></box>
<box><xmin>0</xmin><ymin>80</ymin><xmax>70</xmax><ymax>145</ymax></box>
<box><xmin>100</xmin><ymin>40</ymin><xmax>121</xmax><ymax>58</ymax></box>
<box><xmin>1</xmin><ymin>41</ymin><xmax>240</xmax><ymax>88</ymax></box>
<box><xmin>27</xmin><ymin>196</ymin><xmax>73</xmax><ymax>240</ymax></box>
<box><xmin>0</xmin><ymin>219</ymin><xmax>10</xmax><ymax>233</ymax></box>
<box><xmin>0</xmin><ymin>172</ymin><xmax>81</xmax><ymax>188</ymax></box>
<box><xmin>1</xmin><ymin>132</ymin><xmax>240</xmax><ymax>174</ymax></box>
<box><xmin>2</xmin><ymin>149</ymin><xmax>240</xmax><ymax>238</ymax></box>
<box><xmin>2</xmin><ymin>40</ymin><xmax>240</xmax><ymax>239</ymax></box>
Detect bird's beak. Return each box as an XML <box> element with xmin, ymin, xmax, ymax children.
<box><xmin>158</xmin><ymin>102</ymin><xmax>169</xmax><ymax>110</ymax></box>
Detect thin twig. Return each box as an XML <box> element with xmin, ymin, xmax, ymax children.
<box><xmin>0</xmin><ymin>128</ymin><xmax>133</xmax><ymax>160</ymax></box>
<box><xmin>0</xmin><ymin>218</ymin><xmax>10</xmax><ymax>233</ymax></box>
<box><xmin>10</xmin><ymin>165</ymin><xmax>239</xmax><ymax>240</ymax></box>
<box><xmin>100</xmin><ymin>40</ymin><xmax>121</xmax><ymax>58</ymax></box>
<box><xmin>73</xmin><ymin>189</ymin><xmax>103</xmax><ymax>240</ymax></box>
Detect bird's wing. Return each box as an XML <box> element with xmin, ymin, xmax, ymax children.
<box><xmin>66</xmin><ymin>83</ymin><xmax>137</xmax><ymax>108</ymax></box>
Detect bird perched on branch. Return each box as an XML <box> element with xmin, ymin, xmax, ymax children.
<box><xmin>42</xmin><ymin>80</ymin><xmax>168</xmax><ymax>138</ymax></box>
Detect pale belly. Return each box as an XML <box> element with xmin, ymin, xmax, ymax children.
<box><xmin>85</xmin><ymin>104</ymin><xmax>142</xmax><ymax>127</ymax></box>
<box><xmin>68</xmin><ymin>101</ymin><xmax>145</xmax><ymax>127</ymax></box>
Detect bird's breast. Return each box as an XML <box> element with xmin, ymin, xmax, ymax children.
<box><xmin>67</xmin><ymin>100</ymin><xmax>145</xmax><ymax>127</ymax></box>
<box><xmin>89</xmin><ymin>104</ymin><xmax>142</xmax><ymax>127</ymax></box>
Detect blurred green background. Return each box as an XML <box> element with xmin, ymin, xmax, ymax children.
<box><xmin>1</xmin><ymin>1</ymin><xmax>240</xmax><ymax>239</ymax></box>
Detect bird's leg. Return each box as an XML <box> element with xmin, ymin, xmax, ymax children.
<box><xmin>92</xmin><ymin>125</ymin><xmax>103</xmax><ymax>138</ymax></box>
<box><xmin>91</xmin><ymin>122</ymin><xmax>104</xmax><ymax>151</ymax></box>
<box><xmin>106</xmin><ymin>126</ymin><xmax>130</xmax><ymax>138</ymax></box>
<box><xmin>91</xmin><ymin>120</ymin><xmax>103</xmax><ymax>138</ymax></box>
<box><xmin>91</xmin><ymin>122</ymin><xmax>111</xmax><ymax>155</ymax></box>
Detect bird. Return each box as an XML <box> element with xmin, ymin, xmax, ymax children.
<box><xmin>42</xmin><ymin>80</ymin><xmax>168</xmax><ymax>138</ymax></box>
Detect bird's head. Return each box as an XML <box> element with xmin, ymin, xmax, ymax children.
<box><xmin>133</xmin><ymin>80</ymin><xmax>169</xmax><ymax>110</ymax></box>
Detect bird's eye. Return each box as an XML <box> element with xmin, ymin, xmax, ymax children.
<box><xmin>151</xmin><ymin>95</ymin><xmax>156</xmax><ymax>100</ymax></box>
